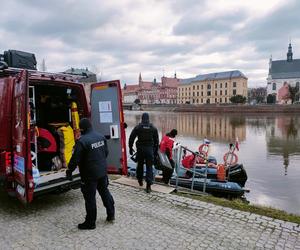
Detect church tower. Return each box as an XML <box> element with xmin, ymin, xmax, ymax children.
<box><xmin>287</xmin><ymin>42</ymin><xmax>293</xmax><ymax>62</ymax></box>
<box><xmin>139</xmin><ymin>72</ymin><xmax>142</xmax><ymax>87</ymax></box>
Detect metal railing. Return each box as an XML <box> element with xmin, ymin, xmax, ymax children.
<box><xmin>173</xmin><ymin>144</ymin><xmax>209</xmax><ymax>193</ymax></box>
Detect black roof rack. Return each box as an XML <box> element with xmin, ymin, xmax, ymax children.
<box><xmin>0</xmin><ymin>67</ymin><xmax>87</xmax><ymax>82</ymax></box>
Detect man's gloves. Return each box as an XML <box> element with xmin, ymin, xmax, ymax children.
<box><xmin>66</xmin><ymin>169</ymin><xmax>73</xmax><ymax>181</ymax></box>
<box><xmin>129</xmin><ymin>148</ymin><xmax>134</xmax><ymax>155</ymax></box>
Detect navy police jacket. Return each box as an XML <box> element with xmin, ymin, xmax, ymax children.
<box><xmin>129</xmin><ymin>122</ymin><xmax>159</xmax><ymax>150</ymax></box>
<box><xmin>68</xmin><ymin>129</ymin><xmax>108</xmax><ymax>181</ymax></box>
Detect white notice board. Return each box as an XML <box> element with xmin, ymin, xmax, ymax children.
<box><xmin>99</xmin><ymin>101</ymin><xmax>113</xmax><ymax>123</ymax></box>
<box><xmin>99</xmin><ymin>101</ymin><xmax>112</xmax><ymax>112</ymax></box>
<box><xmin>100</xmin><ymin>112</ymin><xmax>113</xmax><ymax>123</ymax></box>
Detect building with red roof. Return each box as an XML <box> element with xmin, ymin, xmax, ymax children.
<box><xmin>122</xmin><ymin>73</ymin><xmax>179</xmax><ymax>104</ymax></box>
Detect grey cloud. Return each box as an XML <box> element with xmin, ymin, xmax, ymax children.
<box><xmin>1</xmin><ymin>0</ymin><xmax>299</xmax><ymax>88</ymax></box>
<box><xmin>173</xmin><ymin>11</ymin><xmax>248</xmax><ymax>36</ymax></box>
<box><xmin>238</xmin><ymin>1</ymin><xmax>300</xmax><ymax>54</ymax></box>
<box><xmin>2</xmin><ymin>1</ymin><xmax>118</xmax><ymax>38</ymax></box>
<box><xmin>246</xmin><ymin>2</ymin><xmax>300</xmax><ymax>39</ymax></box>
<box><xmin>149</xmin><ymin>42</ymin><xmax>197</xmax><ymax>56</ymax></box>
<box><xmin>168</xmin><ymin>0</ymin><xmax>207</xmax><ymax>14</ymax></box>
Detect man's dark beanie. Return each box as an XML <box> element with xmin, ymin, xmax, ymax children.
<box><xmin>79</xmin><ymin>118</ymin><xmax>92</xmax><ymax>132</ymax></box>
<box><xmin>141</xmin><ymin>112</ymin><xmax>150</xmax><ymax>124</ymax></box>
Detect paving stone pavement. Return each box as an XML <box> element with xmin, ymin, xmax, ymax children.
<box><xmin>0</xmin><ymin>182</ymin><xmax>299</xmax><ymax>250</ymax></box>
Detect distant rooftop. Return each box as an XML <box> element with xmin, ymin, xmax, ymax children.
<box><xmin>180</xmin><ymin>70</ymin><xmax>247</xmax><ymax>84</ymax></box>
<box><xmin>64</xmin><ymin>67</ymin><xmax>96</xmax><ymax>76</ymax></box>
<box><xmin>270</xmin><ymin>59</ymin><xmax>300</xmax><ymax>79</ymax></box>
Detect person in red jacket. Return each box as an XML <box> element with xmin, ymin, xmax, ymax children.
<box><xmin>159</xmin><ymin>129</ymin><xmax>177</xmax><ymax>184</ymax></box>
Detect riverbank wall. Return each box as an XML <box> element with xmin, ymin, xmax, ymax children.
<box><xmin>124</xmin><ymin>103</ymin><xmax>300</xmax><ymax>113</ymax></box>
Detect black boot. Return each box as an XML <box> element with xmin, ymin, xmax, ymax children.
<box><xmin>138</xmin><ymin>179</ymin><xmax>143</xmax><ymax>186</ymax></box>
<box><xmin>78</xmin><ymin>221</ymin><xmax>96</xmax><ymax>230</ymax></box>
<box><xmin>106</xmin><ymin>215</ymin><xmax>115</xmax><ymax>222</ymax></box>
<box><xmin>146</xmin><ymin>183</ymin><xmax>151</xmax><ymax>193</ymax></box>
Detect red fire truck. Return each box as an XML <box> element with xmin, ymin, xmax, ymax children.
<box><xmin>0</xmin><ymin>54</ymin><xmax>127</xmax><ymax>203</ymax></box>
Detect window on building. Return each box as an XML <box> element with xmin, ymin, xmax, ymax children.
<box><xmin>207</xmin><ymin>91</ymin><xmax>211</xmax><ymax>96</ymax></box>
<box><xmin>272</xmin><ymin>83</ymin><xmax>276</xmax><ymax>90</ymax></box>
<box><xmin>220</xmin><ymin>83</ymin><xmax>222</xmax><ymax>88</ymax></box>
<box><xmin>193</xmin><ymin>92</ymin><xmax>195</xmax><ymax>96</ymax></box>
<box><xmin>220</xmin><ymin>98</ymin><xmax>222</xmax><ymax>103</ymax></box>
<box><xmin>197</xmin><ymin>92</ymin><xmax>199</xmax><ymax>96</ymax></box>
<box><xmin>220</xmin><ymin>90</ymin><xmax>222</xmax><ymax>95</ymax></box>
<box><xmin>207</xmin><ymin>99</ymin><xmax>210</xmax><ymax>104</ymax></box>
<box><xmin>201</xmin><ymin>85</ymin><xmax>203</xmax><ymax>90</ymax></box>
<box><xmin>207</xmin><ymin>84</ymin><xmax>211</xmax><ymax>90</ymax></box>
<box><xmin>197</xmin><ymin>85</ymin><xmax>199</xmax><ymax>90</ymax></box>
<box><xmin>193</xmin><ymin>86</ymin><xmax>195</xmax><ymax>90</ymax></box>
<box><xmin>215</xmin><ymin>98</ymin><xmax>217</xmax><ymax>103</ymax></box>
<box><xmin>214</xmin><ymin>90</ymin><xmax>217</xmax><ymax>96</ymax></box>
<box><xmin>225</xmin><ymin>97</ymin><xmax>227</xmax><ymax>102</ymax></box>
<box><xmin>225</xmin><ymin>90</ymin><xmax>227</xmax><ymax>95</ymax></box>
<box><xmin>201</xmin><ymin>99</ymin><xmax>203</xmax><ymax>103</ymax></box>
<box><xmin>233</xmin><ymin>82</ymin><xmax>237</xmax><ymax>87</ymax></box>
<box><xmin>201</xmin><ymin>92</ymin><xmax>203</xmax><ymax>96</ymax></box>
<box><xmin>296</xmin><ymin>82</ymin><xmax>299</xmax><ymax>90</ymax></box>
<box><xmin>225</xmin><ymin>82</ymin><xmax>227</xmax><ymax>88</ymax></box>
<box><xmin>233</xmin><ymin>89</ymin><xmax>237</xmax><ymax>95</ymax></box>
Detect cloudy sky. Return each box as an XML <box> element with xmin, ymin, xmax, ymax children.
<box><xmin>1</xmin><ymin>0</ymin><xmax>299</xmax><ymax>87</ymax></box>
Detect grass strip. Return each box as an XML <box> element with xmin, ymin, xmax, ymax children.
<box><xmin>176</xmin><ymin>192</ymin><xmax>300</xmax><ymax>224</ymax></box>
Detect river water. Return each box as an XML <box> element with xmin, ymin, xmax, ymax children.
<box><xmin>124</xmin><ymin>111</ymin><xmax>300</xmax><ymax>215</ymax></box>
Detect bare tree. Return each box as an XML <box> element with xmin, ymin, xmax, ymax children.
<box><xmin>288</xmin><ymin>84</ymin><xmax>299</xmax><ymax>103</ymax></box>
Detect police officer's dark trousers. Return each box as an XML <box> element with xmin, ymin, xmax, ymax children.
<box><xmin>81</xmin><ymin>176</ymin><xmax>115</xmax><ymax>225</ymax></box>
<box><xmin>136</xmin><ymin>145</ymin><xmax>154</xmax><ymax>185</ymax></box>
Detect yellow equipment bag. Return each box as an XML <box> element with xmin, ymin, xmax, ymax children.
<box><xmin>57</xmin><ymin>125</ymin><xmax>75</xmax><ymax>168</ymax></box>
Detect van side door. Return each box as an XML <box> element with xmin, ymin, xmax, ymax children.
<box><xmin>12</xmin><ymin>70</ymin><xmax>34</xmax><ymax>203</ymax></box>
<box><xmin>90</xmin><ymin>80</ymin><xmax>127</xmax><ymax>175</ymax></box>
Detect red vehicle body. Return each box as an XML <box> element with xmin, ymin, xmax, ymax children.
<box><xmin>0</xmin><ymin>67</ymin><xmax>127</xmax><ymax>203</ymax></box>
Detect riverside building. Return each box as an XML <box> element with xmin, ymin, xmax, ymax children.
<box><xmin>267</xmin><ymin>43</ymin><xmax>300</xmax><ymax>104</ymax></box>
<box><xmin>122</xmin><ymin>73</ymin><xmax>179</xmax><ymax>104</ymax></box>
<box><xmin>177</xmin><ymin>70</ymin><xmax>248</xmax><ymax>104</ymax></box>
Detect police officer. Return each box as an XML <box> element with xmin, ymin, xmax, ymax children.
<box><xmin>66</xmin><ymin>118</ymin><xmax>115</xmax><ymax>230</ymax></box>
<box><xmin>129</xmin><ymin>113</ymin><xmax>159</xmax><ymax>193</ymax></box>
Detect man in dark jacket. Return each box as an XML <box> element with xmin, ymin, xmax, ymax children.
<box><xmin>129</xmin><ymin>113</ymin><xmax>159</xmax><ymax>193</ymax></box>
<box><xmin>66</xmin><ymin>118</ymin><xmax>115</xmax><ymax>230</ymax></box>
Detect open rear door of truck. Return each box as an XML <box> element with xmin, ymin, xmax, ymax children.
<box><xmin>12</xmin><ymin>70</ymin><xmax>34</xmax><ymax>203</ymax></box>
<box><xmin>90</xmin><ymin>80</ymin><xmax>127</xmax><ymax>175</ymax></box>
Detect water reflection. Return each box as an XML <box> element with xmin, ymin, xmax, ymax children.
<box><xmin>125</xmin><ymin>112</ymin><xmax>300</xmax><ymax>174</ymax></box>
<box><xmin>125</xmin><ymin>112</ymin><xmax>246</xmax><ymax>143</ymax></box>
<box><xmin>266</xmin><ymin>116</ymin><xmax>300</xmax><ymax>175</ymax></box>
<box><xmin>124</xmin><ymin>111</ymin><xmax>300</xmax><ymax>214</ymax></box>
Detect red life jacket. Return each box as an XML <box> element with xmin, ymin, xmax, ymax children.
<box><xmin>37</xmin><ymin>128</ymin><xmax>57</xmax><ymax>153</ymax></box>
<box><xmin>159</xmin><ymin>135</ymin><xmax>175</xmax><ymax>159</ymax></box>
<box><xmin>181</xmin><ymin>154</ymin><xmax>195</xmax><ymax>169</ymax></box>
